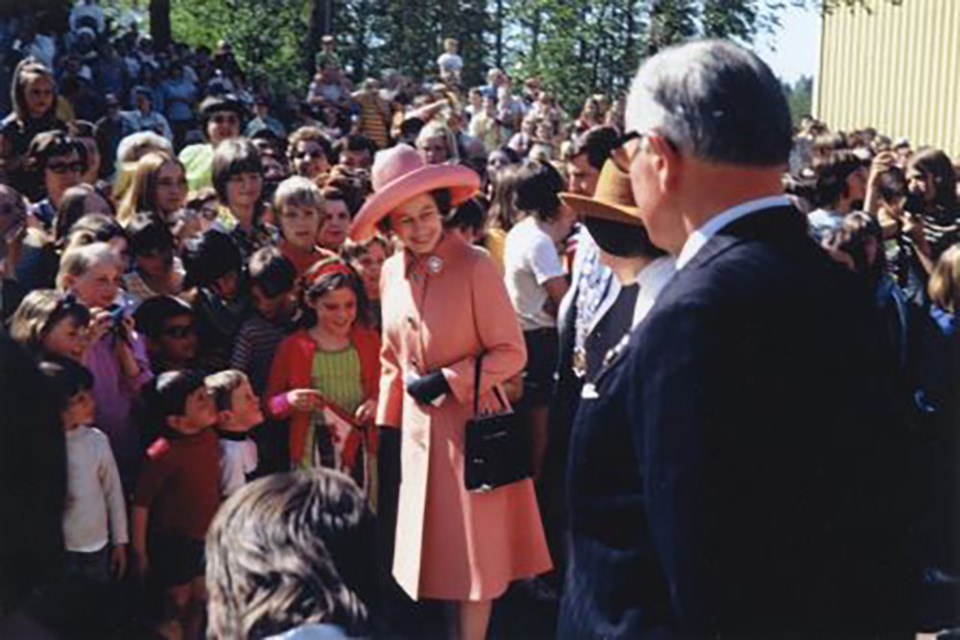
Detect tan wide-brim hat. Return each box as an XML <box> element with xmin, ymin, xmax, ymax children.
<box><xmin>559</xmin><ymin>159</ymin><xmax>642</xmax><ymax>227</ymax></box>
<box><xmin>348</xmin><ymin>144</ymin><xmax>480</xmax><ymax>242</ymax></box>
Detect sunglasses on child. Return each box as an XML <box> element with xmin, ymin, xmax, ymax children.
<box><xmin>210</xmin><ymin>114</ymin><xmax>240</xmax><ymax>125</ymax></box>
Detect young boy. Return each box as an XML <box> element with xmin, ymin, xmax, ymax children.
<box><xmin>206</xmin><ymin>369</ymin><xmax>264</xmax><ymax>497</ymax></box>
<box><xmin>40</xmin><ymin>358</ymin><xmax>128</xmax><ymax>584</ymax></box>
<box><xmin>132</xmin><ymin>370</ymin><xmax>220</xmax><ymax>640</ymax></box>
<box><xmin>230</xmin><ymin>247</ymin><xmax>299</xmax><ymax>473</ymax></box>
<box><xmin>134</xmin><ymin>295</ymin><xmax>199</xmax><ymax>374</ymax></box>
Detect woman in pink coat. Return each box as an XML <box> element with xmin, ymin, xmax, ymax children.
<box><xmin>349</xmin><ymin>144</ymin><xmax>551</xmax><ymax>640</ymax></box>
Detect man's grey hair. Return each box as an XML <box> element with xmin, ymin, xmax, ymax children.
<box><xmin>625</xmin><ymin>39</ymin><xmax>792</xmax><ymax>168</ymax></box>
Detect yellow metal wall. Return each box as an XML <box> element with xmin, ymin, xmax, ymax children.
<box><xmin>816</xmin><ymin>0</ymin><xmax>960</xmax><ymax>159</ymax></box>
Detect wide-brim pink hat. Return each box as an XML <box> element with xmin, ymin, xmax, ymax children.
<box><xmin>348</xmin><ymin>144</ymin><xmax>480</xmax><ymax>241</ymax></box>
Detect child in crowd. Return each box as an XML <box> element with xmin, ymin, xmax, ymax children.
<box><xmin>58</xmin><ymin>241</ymin><xmax>153</xmax><ymax>493</ymax></box>
<box><xmin>40</xmin><ymin>358</ymin><xmax>128</xmax><ymax>584</ymax></box>
<box><xmin>123</xmin><ymin>212</ymin><xmax>184</xmax><ymax>306</ymax></box>
<box><xmin>342</xmin><ymin>234</ymin><xmax>389</xmax><ymax>331</ymax></box>
<box><xmin>230</xmin><ymin>247</ymin><xmax>300</xmax><ymax>473</ymax></box>
<box><xmin>318</xmin><ymin>187</ymin><xmax>352</xmax><ymax>253</ymax></box>
<box><xmin>206</xmin><ymin>369</ymin><xmax>264</xmax><ymax>497</ymax></box>
<box><xmin>182</xmin><ymin>229</ymin><xmax>253</xmax><ymax>372</ymax></box>
<box><xmin>134</xmin><ymin>295</ymin><xmax>200</xmax><ymax>373</ymax></box>
<box><xmin>132</xmin><ymin>370</ymin><xmax>220</xmax><ymax>640</ymax></box>
<box><xmin>9</xmin><ymin>289</ymin><xmax>91</xmax><ymax>362</ymax></box>
<box><xmin>275</xmin><ymin>175</ymin><xmax>336</xmax><ymax>276</ymax></box>
<box><xmin>265</xmin><ymin>260</ymin><xmax>380</xmax><ymax>499</ymax></box>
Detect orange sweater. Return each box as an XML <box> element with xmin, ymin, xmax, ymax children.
<box><xmin>265</xmin><ymin>326</ymin><xmax>381</xmax><ymax>463</ymax></box>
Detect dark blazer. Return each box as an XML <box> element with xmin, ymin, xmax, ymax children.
<box><xmin>559</xmin><ymin>206</ymin><xmax>917</xmax><ymax>639</ymax></box>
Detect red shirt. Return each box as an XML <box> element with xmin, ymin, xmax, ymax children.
<box><xmin>133</xmin><ymin>428</ymin><xmax>221</xmax><ymax>541</ymax></box>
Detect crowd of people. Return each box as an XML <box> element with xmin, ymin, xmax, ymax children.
<box><xmin>0</xmin><ymin>4</ymin><xmax>958</xmax><ymax>640</ymax></box>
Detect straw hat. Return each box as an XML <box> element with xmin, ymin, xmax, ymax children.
<box><xmin>348</xmin><ymin>144</ymin><xmax>479</xmax><ymax>241</ymax></box>
<box><xmin>559</xmin><ymin>159</ymin><xmax>642</xmax><ymax>226</ymax></box>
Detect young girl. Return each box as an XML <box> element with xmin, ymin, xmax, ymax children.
<box><xmin>275</xmin><ymin>176</ymin><xmax>336</xmax><ymax>276</ymax></box>
<box><xmin>265</xmin><ymin>260</ymin><xmax>380</xmax><ymax>495</ymax></box>
<box><xmin>10</xmin><ymin>289</ymin><xmax>91</xmax><ymax>362</ymax></box>
<box><xmin>39</xmin><ymin>358</ymin><xmax>128</xmax><ymax>584</ymax></box>
<box><xmin>212</xmin><ymin>138</ymin><xmax>277</xmax><ymax>259</ymax></box>
<box><xmin>58</xmin><ymin>241</ymin><xmax>153</xmax><ymax>493</ymax></box>
<box><xmin>342</xmin><ymin>234</ymin><xmax>389</xmax><ymax>330</ymax></box>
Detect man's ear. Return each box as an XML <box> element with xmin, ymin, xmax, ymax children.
<box><xmin>646</xmin><ymin>134</ymin><xmax>683</xmax><ymax>193</ymax></box>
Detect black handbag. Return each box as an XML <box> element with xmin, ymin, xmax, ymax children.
<box><xmin>463</xmin><ymin>355</ymin><xmax>532</xmax><ymax>493</ymax></box>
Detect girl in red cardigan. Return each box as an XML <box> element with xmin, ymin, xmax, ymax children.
<box><xmin>265</xmin><ymin>259</ymin><xmax>380</xmax><ymax>499</ymax></box>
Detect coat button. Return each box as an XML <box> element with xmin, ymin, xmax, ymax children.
<box><xmin>407</xmin><ymin>316</ymin><xmax>417</xmax><ymax>329</ymax></box>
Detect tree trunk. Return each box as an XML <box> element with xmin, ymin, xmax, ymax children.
<box><xmin>149</xmin><ymin>0</ymin><xmax>172</xmax><ymax>48</ymax></box>
<box><xmin>495</xmin><ymin>0</ymin><xmax>503</xmax><ymax>70</ymax></box>
<box><xmin>307</xmin><ymin>0</ymin><xmax>333</xmax><ymax>74</ymax></box>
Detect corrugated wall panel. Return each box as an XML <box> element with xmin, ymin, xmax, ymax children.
<box><xmin>817</xmin><ymin>0</ymin><xmax>960</xmax><ymax>159</ymax></box>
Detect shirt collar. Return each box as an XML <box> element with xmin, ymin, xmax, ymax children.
<box><xmin>675</xmin><ymin>195</ymin><xmax>792</xmax><ymax>270</ymax></box>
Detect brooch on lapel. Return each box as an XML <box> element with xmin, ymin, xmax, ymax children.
<box><xmin>426</xmin><ymin>256</ymin><xmax>444</xmax><ymax>274</ymax></box>
<box><xmin>601</xmin><ymin>333</ymin><xmax>631</xmax><ymax>371</ymax></box>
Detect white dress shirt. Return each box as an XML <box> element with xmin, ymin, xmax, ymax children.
<box><xmin>632</xmin><ymin>255</ymin><xmax>677</xmax><ymax>327</ymax></box>
<box><xmin>676</xmin><ymin>195</ymin><xmax>793</xmax><ymax>270</ymax></box>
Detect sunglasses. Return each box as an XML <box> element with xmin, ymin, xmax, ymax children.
<box><xmin>162</xmin><ymin>323</ymin><xmax>196</xmax><ymax>338</ymax></box>
<box><xmin>47</xmin><ymin>161</ymin><xmax>85</xmax><ymax>174</ymax></box>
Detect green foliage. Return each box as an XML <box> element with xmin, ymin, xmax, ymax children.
<box><xmin>783</xmin><ymin>75</ymin><xmax>813</xmax><ymax>125</ymax></box>
<box><xmin>159</xmin><ymin>0</ymin><xmax>901</xmax><ymax>113</ymax></box>
<box><xmin>171</xmin><ymin>0</ymin><xmax>309</xmax><ymax>94</ymax></box>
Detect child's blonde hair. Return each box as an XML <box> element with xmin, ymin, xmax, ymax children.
<box><xmin>205</xmin><ymin>369</ymin><xmax>250</xmax><ymax>412</ymax></box>
<box><xmin>273</xmin><ymin>176</ymin><xmax>325</xmax><ymax>215</ymax></box>
<box><xmin>56</xmin><ymin>242</ymin><xmax>121</xmax><ymax>290</ymax></box>
<box><xmin>928</xmin><ymin>244</ymin><xmax>960</xmax><ymax>313</ymax></box>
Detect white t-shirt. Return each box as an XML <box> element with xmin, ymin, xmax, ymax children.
<box><xmin>437</xmin><ymin>52</ymin><xmax>463</xmax><ymax>73</ymax></box>
<box><xmin>504</xmin><ymin>217</ymin><xmax>565</xmax><ymax>331</ymax></box>
<box><xmin>220</xmin><ymin>436</ymin><xmax>258</xmax><ymax>497</ymax></box>
<box><xmin>64</xmin><ymin>426</ymin><xmax>128</xmax><ymax>552</ymax></box>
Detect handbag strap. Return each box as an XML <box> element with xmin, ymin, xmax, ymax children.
<box><xmin>472</xmin><ymin>352</ymin><xmax>510</xmax><ymax>416</ymax></box>
<box><xmin>473</xmin><ymin>352</ymin><xmax>484</xmax><ymax>416</ymax></box>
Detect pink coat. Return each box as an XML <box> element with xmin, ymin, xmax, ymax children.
<box><xmin>378</xmin><ymin>232</ymin><xmax>552</xmax><ymax>601</ymax></box>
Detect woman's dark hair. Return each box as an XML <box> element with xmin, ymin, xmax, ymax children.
<box><xmin>876</xmin><ymin>166</ymin><xmax>907</xmax><ymax>206</ymax></box>
<box><xmin>300</xmin><ymin>260</ymin><xmax>370</xmax><ymax>330</ymax></box>
<box><xmin>206</xmin><ymin>469</ymin><xmax>374</xmax><ymax>639</ymax></box>
<box><xmin>444</xmin><ymin>196</ymin><xmax>487</xmax><ymax>235</ymax></box>
<box><xmin>908</xmin><ymin>148</ymin><xmax>957</xmax><ymax>211</ymax></box>
<box><xmin>375</xmin><ymin>189</ymin><xmax>452</xmax><ymax>234</ymax></box>
<box><xmin>127</xmin><ymin>212</ymin><xmax>175</xmax><ymax>257</ymax></box>
<box><xmin>212</xmin><ymin>138</ymin><xmax>263</xmax><ymax>204</ymax></box>
<box><xmin>489</xmin><ymin>164</ymin><xmax>521</xmax><ymax>231</ymax></box>
<box><xmin>248</xmin><ymin>246</ymin><xmax>297</xmax><ymax>298</ymax></box>
<box><xmin>490</xmin><ymin>145</ymin><xmax>520</xmax><ymax>165</ymax></box>
<box><xmin>54</xmin><ymin>184</ymin><xmax>100</xmax><ymax>243</ymax></box>
<box><xmin>37</xmin><ymin>357</ymin><xmax>94</xmax><ymax>415</ymax></box>
<box><xmin>513</xmin><ymin>160</ymin><xmax>563</xmax><ymax>221</ymax></box>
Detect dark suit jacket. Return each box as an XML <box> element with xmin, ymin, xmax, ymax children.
<box><xmin>560</xmin><ymin>206</ymin><xmax>916</xmax><ymax>639</ymax></box>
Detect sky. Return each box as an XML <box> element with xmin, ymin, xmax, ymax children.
<box><xmin>753</xmin><ymin>3</ymin><xmax>822</xmax><ymax>84</ymax></box>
